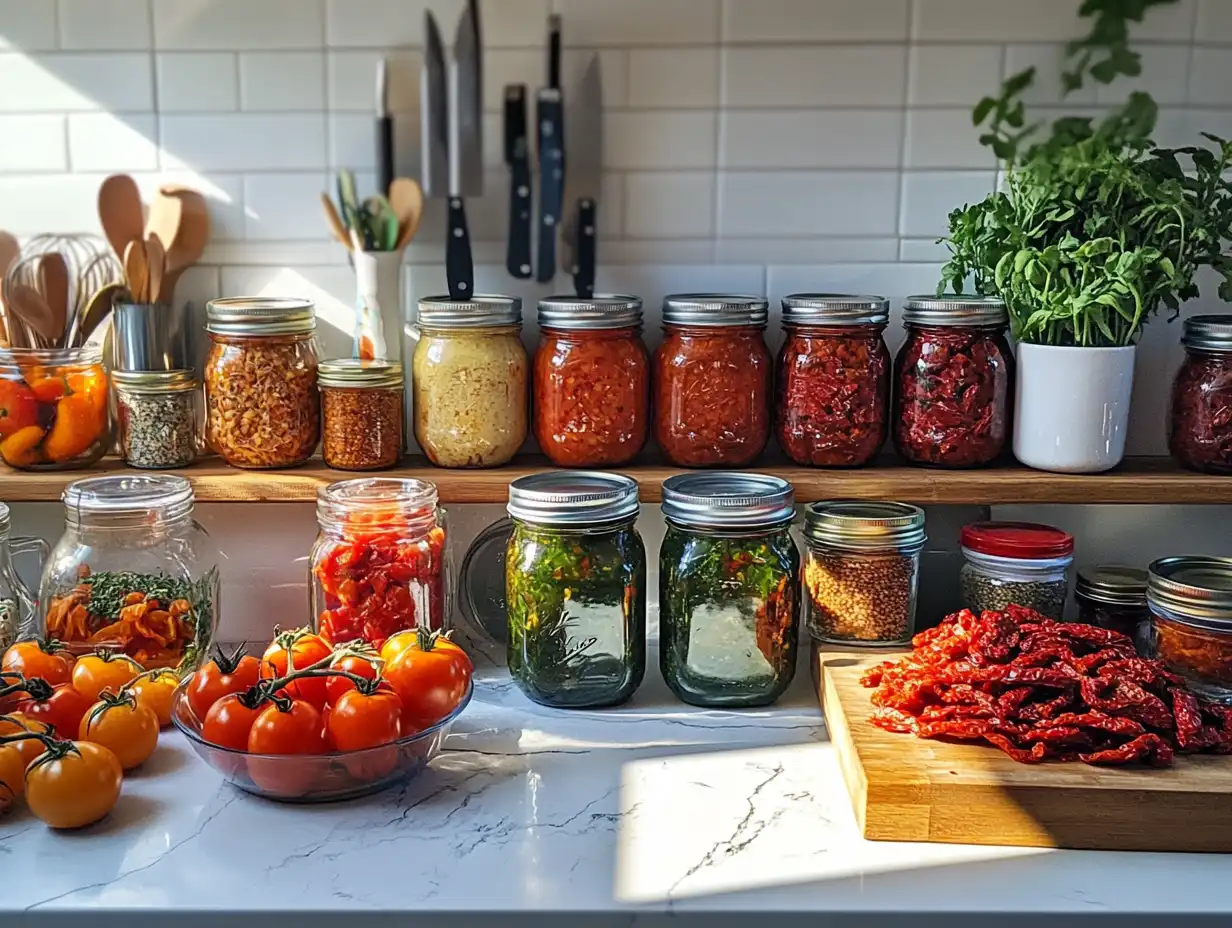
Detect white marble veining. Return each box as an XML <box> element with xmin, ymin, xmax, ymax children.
<box><xmin>3</xmin><ymin>654</ymin><xmax>1231</xmax><ymax>924</ymax></box>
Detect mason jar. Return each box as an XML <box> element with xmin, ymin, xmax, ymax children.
<box><xmin>113</xmin><ymin>369</ymin><xmax>201</xmax><ymax>469</ymax></box>
<box><xmin>319</xmin><ymin>358</ymin><xmax>404</xmax><ymax>471</ymax></box>
<box><xmin>39</xmin><ymin>475</ymin><xmax>221</xmax><ymax>671</ymax></box>
<box><xmin>0</xmin><ymin>503</ymin><xmax>48</xmax><ymax>651</ymax></box>
<box><xmin>411</xmin><ymin>294</ymin><xmax>528</xmax><ymax>468</ymax></box>
<box><xmin>959</xmin><ymin>521</ymin><xmax>1074</xmax><ymax>620</ymax></box>
<box><xmin>310</xmin><ymin>478</ymin><xmax>447</xmax><ymax>648</ymax></box>
<box><xmin>1075</xmin><ymin>564</ymin><xmax>1150</xmax><ymax>649</ymax></box>
<box><xmin>506</xmin><ymin>471</ymin><xmax>646</xmax><ymax>708</ymax></box>
<box><xmin>1169</xmin><ymin>315</ymin><xmax>1232</xmax><ymax>474</ymax></box>
<box><xmin>1147</xmin><ymin>556</ymin><xmax>1232</xmax><ymax>704</ymax></box>
<box><xmin>659</xmin><ymin>473</ymin><xmax>799</xmax><ymax>708</ymax></box>
<box><xmin>0</xmin><ymin>347</ymin><xmax>110</xmax><ymax>470</ymax></box>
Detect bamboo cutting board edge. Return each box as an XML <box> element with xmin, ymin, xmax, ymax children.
<box><xmin>818</xmin><ymin>649</ymin><xmax>1232</xmax><ymax>852</ymax></box>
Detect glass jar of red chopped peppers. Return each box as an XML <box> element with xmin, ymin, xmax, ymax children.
<box><xmin>533</xmin><ymin>295</ymin><xmax>650</xmax><ymax>467</ymax></box>
<box><xmin>310</xmin><ymin>477</ymin><xmax>447</xmax><ymax>649</ymax></box>
<box><xmin>1147</xmin><ymin>556</ymin><xmax>1232</xmax><ymax>704</ymax></box>
<box><xmin>893</xmin><ymin>294</ymin><xmax>1014</xmax><ymax>468</ymax></box>
<box><xmin>654</xmin><ymin>293</ymin><xmax>772</xmax><ymax>468</ymax></box>
<box><xmin>776</xmin><ymin>293</ymin><xmax>890</xmax><ymax>467</ymax></box>
<box><xmin>1168</xmin><ymin>315</ymin><xmax>1232</xmax><ymax>474</ymax></box>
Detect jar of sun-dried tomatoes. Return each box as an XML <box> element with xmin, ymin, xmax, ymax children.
<box><xmin>893</xmin><ymin>294</ymin><xmax>1013</xmax><ymax>468</ymax></box>
<box><xmin>533</xmin><ymin>295</ymin><xmax>650</xmax><ymax>467</ymax></box>
<box><xmin>654</xmin><ymin>294</ymin><xmax>772</xmax><ymax>468</ymax></box>
<box><xmin>1168</xmin><ymin>315</ymin><xmax>1232</xmax><ymax>474</ymax></box>
<box><xmin>776</xmin><ymin>293</ymin><xmax>890</xmax><ymax>467</ymax></box>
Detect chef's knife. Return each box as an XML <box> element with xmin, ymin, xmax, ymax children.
<box><xmin>375</xmin><ymin>57</ymin><xmax>394</xmax><ymax>197</ymax></box>
<box><xmin>535</xmin><ymin>14</ymin><xmax>564</xmax><ymax>284</ymax></box>
<box><xmin>503</xmin><ymin>85</ymin><xmax>532</xmax><ymax>279</ymax></box>
<box><xmin>561</xmin><ymin>55</ymin><xmax>602</xmax><ymax>299</ymax></box>
<box><xmin>420</xmin><ymin>12</ymin><xmax>448</xmax><ymax>200</ymax></box>
<box><xmin>447</xmin><ymin>0</ymin><xmax>483</xmax><ymax>300</ymax></box>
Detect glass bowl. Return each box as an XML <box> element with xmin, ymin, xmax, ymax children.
<box><xmin>171</xmin><ymin>683</ymin><xmax>472</xmax><ymax>802</ymax></box>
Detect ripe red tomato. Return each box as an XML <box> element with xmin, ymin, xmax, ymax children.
<box><xmin>2</xmin><ymin>639</ymin><xmax>74</xmax><ymax>687</ymax></box>
<box><xmin>383</xmin><ymin>632</ymin><xmax>472</xmax><ymax>731</ymax></box>
<box><xmin>21</xmin><ymin>684</ymin><xmax>93</xmax><ymax>739</ymax></box>
<box><xmin>324</xmin><ymin>653</ymin><xmax>380</xmax><ymax>705</ymax></box>
<box><xmin>201</xmin><ymin>693</ymin><xmax>264</xmax><ymax>752</ymax></box>
<box><xmin>247</xmin><ymin>699</ymin><xmax>327</xmax><ymax>797</ymax></box>
<box><xmin>186</xmin><ymin>647</ymin><xmax>262</xmax><ymax>720</ymax></box>
<box><xmin>327</xmin><ymin>687</ymin><xmax>403</xmax><ymax>752</ymax></box>
<box><xmin>0</xmin><ymin>380</ymin><xmax>38</xmax><ymax>438</ymax></box>
<box><xmin>261</xmin><ymin>631</ymin><xmax>332</xmax><ymax>710</ymax></box>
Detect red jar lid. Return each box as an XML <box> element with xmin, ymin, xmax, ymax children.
<box><xmin>960</xmin><ymin>521</ymin><xmax>1074</xmax><ymax>559</ymax></box>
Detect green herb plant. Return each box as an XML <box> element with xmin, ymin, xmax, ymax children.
<box><xmin>941</xmin><ymin>0</ymin><xmax>1232</xmax><ymax>347</ymax></box>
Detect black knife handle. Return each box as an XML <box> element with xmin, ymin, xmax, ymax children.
<box><xmin>447</xmin><ymin>197</ymin><xmax>474</xmax><ymax>301</ymax></box>
<box><xmin>573</xmin><ymin>199</ymin><xmax>597</xmax><ymax>299</ymax></box>
<box><xmin>376</xmin><ymin>116</ymin><xmax>394</xmax><ymax>197</ymax></box>
<box><xmin>507</xmin><ymin>145</ymin><xmax>532</xmax><ymax>279</ymax></box>
<box><xmin>536</xmin><ymin>95</ymin><xmax>564</xmax><ymax>284</ymax></box>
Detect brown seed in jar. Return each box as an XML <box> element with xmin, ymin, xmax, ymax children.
<box><xmin>322</xmin><ymin>386</ymin><xmax>403</xmax><ymax>471</ymax></box>
<box><xmin>805</xmin><ymin>551</ymin><xmax>915</xmax><ymax>642</ymax></box>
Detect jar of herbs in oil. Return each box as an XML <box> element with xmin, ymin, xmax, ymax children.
<box><xmin>113</xmin><ymin>369</ymin><xmax>201</xmax><ymax>469</ymax></box>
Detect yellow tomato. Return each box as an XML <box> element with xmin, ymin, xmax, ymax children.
<box><xmin>25</xmin><ymin>741</ymin><xmax>122</xmax><ymax>829</ymax></box>
<box><xmin>378</xmin><ymin>629</ymin><xmax>420</xmax><ymax>664</ymax></box>
<box><xmin>0</xmin><ymin>743</ymin><xmax>26</xmax><ymax>813</ymax></box>
<box><xmin>72</xmin><ymin>652</ymin><xmax>143</xmax><ymax>703</ymax></box>
<box><xmin>79</xmin><ymin>694</ymin><xmax>158</xmax><ymax>770</ymax></box>
<box><xmin>127</xmin><ymin>670</ymin><xmax>179</xmax><ymax>728</ymax></box>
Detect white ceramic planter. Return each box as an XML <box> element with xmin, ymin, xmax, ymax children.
<box><xmin>1013</xmin><ymin>342</ymin><xmax>1137</xmax><ymax>473</ymax></box>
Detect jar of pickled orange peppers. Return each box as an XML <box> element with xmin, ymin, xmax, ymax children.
<box><xmin>0</xmin><ymin>347</ymin><xmax>110</xmax><ymax>471</ymax></box>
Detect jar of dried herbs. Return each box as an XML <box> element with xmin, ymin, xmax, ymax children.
<box><xmin>659</xmin><ymin>473</ymin><xmax>799</xmax><ymax>708</ymax></box>
<box><xmin>506</xmin><ymin>471</ymin><xmax>646</xmax><ymax>708</ymax></box>
<box><xmin>113</xmin><ymin>369</ymin><xmax>200</xmax><ymax>469</ymax></box>
<box><xmin>319</xmin><ymin>358</ymin><xmax>404</xmax><ymax>471</ymax></box>
<box><xmin>959</xmin><ymin>521</ymin><xmax>1074</xmax><ymax>620</ymax></box>
<box><xmin>1075</xmin><ymin>564</ymin><xmax>1149</xmax><ymax>648</ymax></box>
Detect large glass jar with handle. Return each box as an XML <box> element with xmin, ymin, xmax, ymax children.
<box><xmin>0</xmin><ymin>502</ymin><xmax>48</xmax><ymax>652</ymax></box>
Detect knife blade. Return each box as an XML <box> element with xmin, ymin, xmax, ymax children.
<box><xmin>375</xmin><ymin>57</ymin><xmax>394</xmax><ymax>197</ymax></box>
<box><xmin>561</xmin><ymin>54</ymin><xmax>602</xmax><ymax>298</ymax></box>
<box><xmin>420</xmin><ymin>12</ymin><xmax>448</xmax><ymax>199</ymax></box>
<box><xmin>446</xmin><ymin>0</ymin><xmax>482</xmax><ymax>300</ymax></box>
<box><xmin>535</xmin><ymin>14</ymin><xmax>564</xmax><ymax>284</ymax></box>
<box><xmin>503</xmin><ymin>84</ymin><xmax>532</xmax><ymax>279</ymax></box>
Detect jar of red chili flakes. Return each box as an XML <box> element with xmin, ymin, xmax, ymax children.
<box><xmin>776</xmin><ymin>293</ymin><xmax>890</xmax><ymax>467</ymax></box>
<box><xmin>310</xmin><ymin>477</ymin><xmax>447</xmax><ymax>649</ymax></box>
<box><xmin>1147</xmin><ymin>556</ymin><xmax>1232</xmax><ymax>704</ymax></box>
<box><xmin>893</xmin><ymin>294</ymin><xmax>1013</xmax><ymax>468</ymax></box>
<box><xmin>533</xmin><ymin>295</ymin><xmax>650</xmax><ymax>467</ymax></box>
<box><xmin>654</xmin><ymin>294</ymin><xmax>772</xmax><ymax>468</ymax></box>
<box><xmin>1168</xmin><ymin>315</ymin><xmax>1232</xmax><ymax>474</ymax></box>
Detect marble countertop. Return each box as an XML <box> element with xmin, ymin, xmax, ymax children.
<box><xmin>2</xmin><ymin>652</ymin><xmax>1230</xmax><ymax>927</ymax></box>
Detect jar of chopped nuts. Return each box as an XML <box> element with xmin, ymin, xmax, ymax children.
<box><xmin>113</xmin><ymin>369</ymin><xmax>201</xmax><ymax>469</ymax></box>
<box><xmin>204</xmin><ymin>297</ymin><xmax>320</xmax><ymax>469</ymax></box>
<box><xmin>319</xmin><ymin>358</ymin><xmax>404</xmax><ymax>471</ymax></box>
<box><xmin>803</xmin><ymin>500</ymin><xmax>925</xmax><ymax>646</ymax></box>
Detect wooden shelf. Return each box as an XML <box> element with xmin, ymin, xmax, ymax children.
<box><xmin>0</xmin><ymin>455</ymin><xmax>1225</xmax><ymax>504</ymax></box>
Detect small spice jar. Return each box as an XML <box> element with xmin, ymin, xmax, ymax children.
<box><xmin>776</xmin><ymin>293</ymin><xmax>891</xmax><ymax>467</ymax></box>
<box><xmin>959</xmin><ymin>521</ymin><xmax>1074</xmax><ymax>620</ymax></box>
<box><xmin>319</xmin><ymin>358</ymin><xmax>404</xmax><ymax>471</ymax></box>
<box><xmin>113</xmin><ymin>369</ymin><xmax>200</xmax><ymax>469</ymax></box>
<box><xmin>1168</xmin><ymin>315</ymin><xmax>1232</xmax><ymax>474</ymax></box>
<box><xmin>1075</xmin><ymin>565</ymin><xmax>1149</xmax><ymax>647</ymax></box>
<box><xmin>803</xmin><ymin>500</ymin><xmax>925</xmax><ymax>646</ymax></box>
<box><xmin>893</xmin><ymin>295</ymin><xmax>1014</xmax><ymax>468</ymax></box>
<box><xmin>654</xmin><ymin>294</ymin><xmax>772</xmax><ymax>468</ymax></box>
<box><xmin>1148</xmin><ymin>556</ymin><xmax>1232</xmax><ymax>704</ymax></box>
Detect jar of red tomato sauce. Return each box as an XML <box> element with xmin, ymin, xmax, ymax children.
<box><xmin>310</xmin><ymin>477</ymin><xmax>447</xmax><ymax>648</ymax></box>
<box><xmin>776</xmin><ymin>293</ymin><xmax>890</xmax><ymax>467</ymax></box>
<box><xmin>893</xmin><ymin>294</ymin><xmax>1013</xmax><ymax>468</ymax></box>
<box><xmin>1168</xmin><ymin>315</ymin><xmax>1232</xmax><ymax>474</ymax></box>
<box><xmin>654</xmin><ymin>293</ymin><xmax>772</xmax><ymax>468</ymax></box>
<box><xmin>533</xmin><ymin>295</ymin><xmax>650</xmax><ymax>467</ymax></box>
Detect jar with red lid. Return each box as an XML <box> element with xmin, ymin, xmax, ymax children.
<box><xmin>654</xmin><ymin>294</ymin><xmax>772</xmax><ymax>468</ymax></box>
<box><xmin>959</xmin><ymin>521</ymin><xmax>1074</xmax><ymax>620</ymax></box>
<box><xmin>1168</xmin><ymin>315</ymin><xmax>1232</xmax><ymax>474</ymax></box>
<box><xmin>775</xmin><ymin>293</ymin><xmax>890</xmax><ymax>467</ymax></box>
<box><xmin>893</xmin><ymin>295</ymin><xmax>1013</xmax><ymax>468</ymax></box>
<box><xmin>533</xmin><ymin>295</ymin><xmax>650</xmax><ymax>467</ymax></box>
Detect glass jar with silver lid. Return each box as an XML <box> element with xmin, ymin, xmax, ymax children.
<box><xmin>659</xmin><ymin>473</ymin><xmax>800</xmax><ymax>708</ymax></box>
<box><xmin>1147</xmin><ymin>556</ymin><xmax>1232</xmax><ymax>702</ymax></box>
<box><xmin>505</xmin><ymin>471</ymin><xmax>646</xmax><ymax>708</ymax></box>
<box><xmin>113</xmin><ymin>369</ymin><xmax>201</xmax><ymax>469</ymax></box>
<box><xmin>1169</xmin><ymin>315</ymin><xmax>1232</xmax><ymax>474</ymax></box>
<box><xmin>410</xmin><ymin>294</ymin><xmax>527</xmax><ymax>469</ymax></box>
<box><xmin>803</xmin><ymin>500</ymin><xmax>926</xmax><ymax>645</ymax></box>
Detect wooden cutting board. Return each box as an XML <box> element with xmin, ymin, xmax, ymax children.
<box><xmin>816</xmin><ymin>648</ymin><xmax>1232</xmax><ymax>852</ymax></box>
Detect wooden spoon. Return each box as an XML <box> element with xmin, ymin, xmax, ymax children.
<box><xmin>98</xmin><ymin>174</ymin><xmax>145</xmax><ymax>261</ymax></box>
<box><xmin>146</xmin><ymin>189</ymin><xmax>182</xmax><ymax>253</ymax></box>
<box><xmin>389</xmin><ymin>178</ymin><xmax>424</xmax><ymax>250</ymax></box>
<box><xmin>320</xmin><ymin>193</ymin><xmax>351</xmax><ymax>249</ymax></box>
<box><xmin>0</xmin><ymin>232</ymin><xmax>18</xmax><ymax>278</ymax></box>
<box><xmin>77</xmin><ymin>283</ymin><xmax>122</xmax><ymax>346</ymax></box>
<box><xmin>157</xmin><ymin>186</ymin><xmax>210</xmax><ymax>303</ymax></box>
<box><xmin>37</xmin><ymin>253</ymin><xmax>70</xmax><ymax>345</ymax></box>
<box><xmin>144</xmin><ymin>235</ymin><xmax>165</xmax><ymax>304</ymax></box>
<box><xmin>124</xmin><ymin>239</ymin><xmax>148</xmax><ymax>303</ymax></box>
<box><xmin>7</xmin><ymin>284</ymin><xmax>60</xmax><ymax>346</ymax></box>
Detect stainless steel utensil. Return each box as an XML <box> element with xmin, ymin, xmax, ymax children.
<box><xmin>376</xmin><ymin>57</ymin><xmax>394</xmax><ymax>198</ymax></box>
<box><xmin>503</xmin><ymin>84</ymin><xmax>532</xmax><ymax>279</ymax></box>
<box><xmin>420</xmin><ymin>12</ymin><xmax>449</xmax><ymax>200</ymax></box>
<box><xmin>561</xmin><ymin>55</ymin><xmax>602</xmax><ymax>299</ymax></box>
<box><xmin>446</xmin><ymin>0</ymin><xmax>482</xmax><ymax>300</ymax></box>
<box><xmin>113</xmin><ymin>301</ymin><xmax>191</xmax><ymax>371</ymax></box>
<box><xmin>535</xmin><ymin>14</ymin><xmax>564</xmax><ymax>284</ymax></box>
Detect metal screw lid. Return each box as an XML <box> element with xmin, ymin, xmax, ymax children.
<box><xmin>206</xmin><ymin>297</ymin><xmax>316</xmax><ymax>336</ymax></box>
<box><xmin>417</xmin><ymin>294</ymin><xmax>522</xmax><ymax>328</ymax></box>
<box><xmin>662</xmin><ymin>472</ymin><xmax>795</xmax><ymax>529</ymax></box>
<box><xmin>111</xmin><ymin>369</ymin><xmax>198</xmax><ymax>393</ymax></box>
<box><xmin>1147</xmin><ymin>556</ymin><xmax>1232</xmax><ymax>628</ymax></box>
<box><xmin>0</xmin><ymin>502</ymin><xmax>10</xmax><ymax>536</ymax></box>
<box><xmin>1181</xmin><ymin>315</ymin><xmax>1232</xmax><ymax>353</ymax></box>
<box><xmin>63</xmin><ymin>474</ymin><xmax>195</xmax><ymax>526</ymax></box>
<box><xmin>804</xmin><ymin>500</ymin><xmax>926</xmax><ymax>551</ymax></box>
<box><xmin>317</xmin><ymin>358</ymin><xmax>404</xmax><ymax>389</ymax></box>
<box><xmin>1076</xmin><ymin>564</ymin><xmax>1149</xmax><ymax>607</ymax></box>
<box><xmin>902</xmin><ymin>294</ymin><xmax>1008</xmax><ymax>327</ymax></box>
<box><xmin>538</xmin><ymin>294</ymin><xmax>643</xmax><ymax>330</ymax></box>
<box><xmin>507</xmin><ymin>471</ymin><xmax>639</xmax><ymax>527</ymax></box>
<box><xmin>662</xmin><ymin>293</ymin><xmax>769</xmax><ymax>328</ymax></box>
<box><xmin>782</xmin><ymin>293</ymin><xmax>889</xmax><ymax>327</ymax></box>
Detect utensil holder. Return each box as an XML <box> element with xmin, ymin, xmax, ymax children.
<box><xmin>351</xmin><ymin>251</ymin><xmax>403</xmax><ymax>360</ymax></box>
<box><xmin>113</xmin><ymin>302</ymin><xmax>191</xmax><ymax>372</ymax></box>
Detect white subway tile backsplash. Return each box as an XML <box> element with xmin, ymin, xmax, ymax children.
<box><xmin>327</xmin><ymin>50</ymin><xmax>421</xmax><ymax>112</ymax></box>
<box><xmin>722</xmin><ymin>110</ymin><xmax>902</xmax><ymax>169</ymax></box>
<box><xmin>325</xmin><ymin>0</ymin><xmax>549</xmax><ymax>49</ymax></box>
<box><xmin>0</xmin><ymin>115</ymin><xmax>66</xmax><ymax>172</ymax></box>
<box><xmin>899</xmin><ymin>238</ymin><xmax>950</xmax><ymax>262</ymax></box>
<box><xmin>0</xmin><ymin>0</ymin><xmax>55</xmax><ymax>51</ymax></box>
<box><xmin>0</xmin><ymin>173</ymin><xmax>110</xmax><ymax>235</ymax></box>
<box><xmin>1003</xmin><ymin>44</ymin><xmax>1097</xmax><ymax>106</ymax></box>
<box><xmin>904</xmin><ymin>108</ymin><xmax>997</xmax><ymax>169</ymax></box>
<box><xmin>1197</xmin><ymin>0</ymin><xmax>1232</xmax><ymax>43</ymax></box>
<box><xmin>59</xmin><ymin>0</ymin><xmax>151</xmax><ymax>50</ymax></box>
<box><xmin>908</xmin><ymin>45</ymin><xmax>1003</xmax><ymax>106</ymax></box>
<box><xmin>724</xmin><ymin>46</ymin><xmax>907</xmax><ymax>107</ymax></box>
<box><xmin>244</xmin><ymin>172</ymin><xmax>331</xmax><ymax>239</ymax></box>
<box><xmin>329</xmin><ymin>113</ymin><xmax>377</xmax><ymax>171</ymax></box>
<box><xmin>722</xmin><ymin>0</ymin><xmax>909</xmax><ymax>42</ymax></box>
<box><xmin>625</xmin><ymin>173</ymin><xmax>715</xmax><ymax>238</ymax></box>
<box><xmin>153</xmin><ymin>0</ymin><xmax>324</xmax><ymax>49</ymax></box>
<box><xmin>604</xmin><ymin>112</ymin><xmax>717</xmax><ymax>170</ymax></box>
<box><xmin>719</xmin><ymin>171</ymin><xmax>898</xmax><ymax>237</ymax></box>
<box><xmin>158</xmin><ymin>169</ymin><xmax>246</xmax><ymax>241</ymax></box>
<box><xmin>1096</xmin><ymin>44</ymin><xmax>1191</xmax><ymax>106</ymax></box>
<box><xmin>1187</xmin><ymin>48</ymin><xmax>1232</xmax><ymax>106</ymax></box>
<box><xmin>557</xmin><ymin>0</ymin><xmax>720</xmax><ymax>46</ymax></box>
<box><xmin>68</xmin><ymin>113</ymin><xmax>160</xmax><ymax>171</ymax></box>
<box><xmin>157</xmin><ymin>53</ymin><xmax>239</xmax><ymax>111</ymax></box>
<box><xmin>716</xmin><ymin>237</ymin><xmax>900</xmax><ymax>264</ymax></box>
<box><xmin>899</xmin><ymin>170</ymin><xmax>995</xmax><ymax>237</ymax></box>
<box><xmin>914</xmin><ymin>0</ymin><xmax>1084</xmax><ymax>41</ymax></box>
<box><xmin>240</xmin><ymin>52</ymin><xmax>327</xmax><ymax>111</ymax></box>
<box><xmin>628</xmin><ymin>49</ymin><xmax>719</xmax><ymax>109</ymax></box>
<box><xmin>161</xmin><ymin>113</ymin><xmax>327</xmax><ymax>170</ymax></box>
<box><xmin>0</xmin><ymin>53</ymin><xmax>154</xmax><ymax>112</ymax></box>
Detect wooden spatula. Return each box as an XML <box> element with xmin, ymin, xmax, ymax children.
<box><xmin>144</xmin><ymin>235</ymin><xmax>165</xmax><ymax>304</ymax></box>
<box><xmin>146</xmin><ymin>189</ymin><xmax>182</xmax><ymax>253</ymax></box>
<box><xmin>389</xmin><ymin>178</ymin><xmax>424</xmax><ymax>250</ymax></box>
<box><xmin>8</xmin><ymin>284</ymin><xmax>60</xmax><ymax>346</ymax></box>
<box><xmin>156</xmin><ymin>187</ymin><xmax>209</xmax><ymax>304</ymax></box>
<box><xmin>38</xmin><ymin>253</ymin><xmax>70</xmax><ymax>345</ymax></box>
<box><xmin>98</xmin><ymin>174</ymin><xmax>145</xmax><ymax>261</ymax></box>
<box><xmin>320</xmin><ymin>193</ymin><xmax>351</xmax><ymax>249</ymax></box>
<box><xmin>124</xmin><ymin>239</ymin><xmax>148</xmax><ymax>303</ymax></box>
